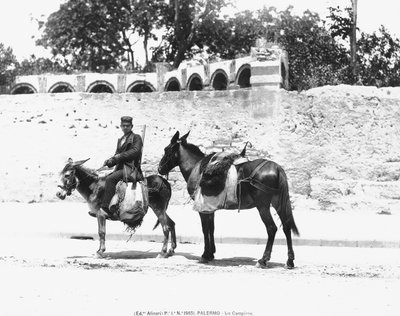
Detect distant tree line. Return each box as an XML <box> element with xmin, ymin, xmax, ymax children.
<box><xmin>1</xmin><ymin>0</ymin><xmax>400</xmax><ymax>91</ymax></box>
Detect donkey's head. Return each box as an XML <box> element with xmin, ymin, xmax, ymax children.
<box><xmin>56</xmin><ymin>158</ymin><xmax>90</xmax><ymax>200</ymax></box>
<box><xmin>158</xmin><ymin>131</ymin><xmax>190</xmax><ymax>175</ymax></box>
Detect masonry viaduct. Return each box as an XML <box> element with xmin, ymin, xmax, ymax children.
<box><xmin>9</xmin><ymin>42</ymin><xmax>288</xmax><ymax>95</ymax></box>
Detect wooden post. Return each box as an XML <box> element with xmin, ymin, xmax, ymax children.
<box><xmin>351</xmin><ymin>0</ymin><xmax>358</xmax><ymax>80</ymax></box>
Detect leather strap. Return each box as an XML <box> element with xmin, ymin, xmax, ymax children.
<box><xmin>237</xmin><ymin>160</ymin><xmax>280</xmax><ymax>211</ymax></box>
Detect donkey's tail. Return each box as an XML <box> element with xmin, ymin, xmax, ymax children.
<box><xmin>277</xmin><ymin>166</ymin><xmax>299</xmax><ymax>236</ymax></box>
<box><xmin>153</xmin><ymin>219</ymin><xmax>160</xmax><ymax>230</ymax></box>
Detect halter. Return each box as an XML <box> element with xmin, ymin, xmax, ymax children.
<box><xmin>159</xmin><ymin>141</ymin><xmax>181</xmax><ymax>177</ymax></box>
<box><xmin>58</xmin><ymin>168</ymin><xmax>79</xmax><ymax>196</ymax></box>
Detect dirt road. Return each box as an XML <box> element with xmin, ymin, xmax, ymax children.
<box><xmin>1</xmin><ymin>236</ymin><xmax>399</xmax><ymax>316</ymax></box>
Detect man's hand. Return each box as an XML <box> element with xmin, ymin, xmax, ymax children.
<box><xmin>103</xmin><ymin>158</ymin><xmax>115</xmax><ymax>168</ymax></box>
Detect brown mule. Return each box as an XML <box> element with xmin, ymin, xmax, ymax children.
<box><xmin>158</xmin><ymin>132</ymin><xmax>299</xmax><ymax>268</ymax></box>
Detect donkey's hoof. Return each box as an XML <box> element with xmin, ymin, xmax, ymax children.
<box><xmin>157</xmin><ymin>252</ymin><xmax>168</xmax><ymax>259</ymax></box>
<box><xmin>255</xmin><ymin>260</ymin><xmax>267</xmax><ymax>269</ymax></box>
<box><xmin>199</xmin><ymin>256</ymin><xmax>213</xmax><ymax>264</ymax></box>
<box><xmin>96</xmin><ymin>251</ymin><xmax>105</xmax><ymax>259</ymax></box>
<box><xmin>285</xmin><ymin>259</ymin><xmax>295</xmax><ymax>269</ymax></box>
<box><xmin>199</xmin><ymin>257</ymin><xmax>209</xmax><ymax>264</ymax></box>
<box><xmin>167</xmin><ymin>249</ymin><xmax>175</xmax><ymax>256</ymax></box>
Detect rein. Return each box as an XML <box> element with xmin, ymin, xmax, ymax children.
<box><xmin>60</xmin><ymin>166</ymin><xmax>99</xmax><ymax>194</ymax></box>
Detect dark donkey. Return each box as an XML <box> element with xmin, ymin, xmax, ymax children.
<box><xmin>158</xmin><ymin>131</ymin><xmax>299</xmax><ymax>268</ymax></box>
<box><xmin>57</xmin><ymin>158</ymin><xmax>176</xmax><ymax>258</ymax></box>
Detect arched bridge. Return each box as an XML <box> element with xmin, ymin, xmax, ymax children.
<box><xmin>10</xmin><ymin>44</ymin><xmax>288</xmax><ymax>94</ymax></box>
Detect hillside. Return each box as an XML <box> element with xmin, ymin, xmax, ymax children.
<box><xmin>0</xmin><ymin>85</ymin><xmax>399</xmax><ymax>213</ymax></box>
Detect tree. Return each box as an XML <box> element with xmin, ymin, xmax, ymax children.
<box><xmin>357</xmin><ymin>26</ymin><xmax>400</xmax><ymax>87</ymax></box>
<box><xmin>196</xmin><ymin>10</ymin><xmax>263</xmax><ymax>60</ymax></box>
<box><xmin>0</xmin><ymin>43</ymin><xmax>18</xmax><ymax>88</ymax></box>
<box><xmin>266</xmin><ymin>6</ymin><xmax>350</xmax><ymax>90</ymax></box>
<box><xmin>130</xmin><ymin>1</ymin><xmax>168</xmax><ymax>68</ymax></box>
<box><xmin>16</xmin><ymin>55</ymin><xmax>66</xmax><ymax>75</ymax></box>
<box><xmin>196</xmin><ymin>6</ymin><xmax>352</xmax><ymax>90</ymax></box>
<box><xmin>37</xmin><ymin>0</ymin><xmax>137</xmax><ymax>71</ymax></box>
<box><xmin>350</xmin><ymin>0</ymin><xmax>358</xmax><ymax>78</ymax></box>
<box><xmin>327</xmin><ymin>4</ymin><xmax>358</xmax><ymax>81</ymax></box>
<box><xmin>152</xmin><ymin>0</ymin><xmax>232</xmax><ymax>68</ymax></box>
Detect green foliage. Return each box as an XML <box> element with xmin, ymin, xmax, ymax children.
<box><xmin>0</xmin><ymin>43</ymin><xmax>18</xmax><ymax>87</ymax></box>
<box><xmin>152</xmin><ymin>0</ymin><xmax>232</xmax><ymax>67</ymax></box>
<box><xmin>327</xmin><ymin>6</ymin><xmax>353</xmax><ymax>40</ymax></box>
<box><xmin>37</xmin><ymin>0</ymin><xmax>134</xmax><ymax>72</ymax></box>
<box><xmin>197</xmin><ymin>6</ymin><xmax>353</xmax><ymax>90</ymax></box>
<box><xmin>196</xmin><ymin>10</ymin><xmax>262</xmax><ymax>60</ymax></box>
<box><xmin>357</xmin><ymin>26</ymin><xmax>400</xmax><ymax>87</ymax></box>
<box><xmin>130</xmin><ymin>0</ymin><xmax>168</xmax><ymax>66</ymax></box>
<box><xmin>16</xmin><ymin>55</ymin><xmax>66</xmax><ymax>75</ymax></box>
<box><xmin>265</xmin><ymin>7</ymin><xmax>351</xmax><ymax>90</ymax></box>
<box><xmin>32</xmin><ymin>1</ymin><xmax>400</xmax><ymax>90</ymax></box>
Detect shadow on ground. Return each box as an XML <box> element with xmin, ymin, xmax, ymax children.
<box><xmin>68</xmin><ymin>250</ymin><xmax>285</xmax><ymax>268</ymax></box>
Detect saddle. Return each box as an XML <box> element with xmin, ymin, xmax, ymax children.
<box><xmin>194</xmin><ymin>151</ymin><xmax>249</xmax><ymax>213</ymax></box>
<box><xmin>199</xmin><ymin>152</ymin><xmax>242</xmax><ymax>196</ymax></box>
<box><xmin>109</xmin><ymin>179</ymin><xmax>149</xmax><ymax>224</ymax></box>
<box><xmin>199</xmin><ymin>141</ymin><xmax>251</xmax><ymax>197</ymax></box>
<box><xmin>109</xmin><ymin>165</ymin><xmax>148</xmax><ymax>224</ymax></box>
<box><xmin>88</xmin><ymin>167</ymin><xmax>148</xmax><ymax>225</ymax></box>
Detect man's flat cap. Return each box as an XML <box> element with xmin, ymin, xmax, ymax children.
<box><xmin>120</xmin><ymin>116</ymin><xmax>133</xmax><ymax>124</ymax></box>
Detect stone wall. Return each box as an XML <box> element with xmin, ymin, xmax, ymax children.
<box><xmin>0</xmin><ymin>85</ymin><xmax>399</xmax><ymax>212</ymax></box>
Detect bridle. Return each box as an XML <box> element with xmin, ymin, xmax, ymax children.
<box><xmin>158</xmin><ymin>142</ymin><xmax>180</xmax><ymax>177</ymax></box>
<box><xmin>58</xmin><ymin>168</ymin><xmax>79</xmax><ymax>196</ymax></box>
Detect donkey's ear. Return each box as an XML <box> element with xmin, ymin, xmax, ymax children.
<box><xmin>171</xmin><ymin>131</ymin><xmax>180</xmax><ymax>144</ymax></box>
<box><xmin>72</xmin><ymin>158</ymin><xmax>90</xmax><ymax>166</ymax></box>
<box><xmin>67</xmin><ymin>158</ymin><xmax>74</xmax><ymax>164</ymax></box>
<box><xmin>180</xmin><ymin>131</ymin><xmax>190</xmax><ymax>143</ymax></box>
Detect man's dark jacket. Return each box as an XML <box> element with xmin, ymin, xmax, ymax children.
<box><xmin>111</xmin><ymin>131</ymin><xmax>143</xmax><ymax>179</ymax></box>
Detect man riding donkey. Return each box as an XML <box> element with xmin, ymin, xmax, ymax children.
<box><xmin>93</xmin><ymin>116</ymin><xmax>144</xmax><ymax>219</ymax></box>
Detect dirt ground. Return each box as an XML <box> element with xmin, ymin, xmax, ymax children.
<box><xmin>1</xmin><ymin>236</ymin><xmax>399</xmax><ymax>316</ymax></box>
<box><xmin>1</xmin><ymin>85</ymin><xmax>400</xmax><ymax>315</ymax></box>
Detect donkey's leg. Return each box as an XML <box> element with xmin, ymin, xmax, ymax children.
<box><xmin>209</xmin><ymin>212</ymin><xmax>216</xmax><ymax>256</ymax></box>
<box><xmin>149</xmin><ymin>203</ymin><xmax>174</xmax><ymax>258</ymax></box>
<box><xmin>199</xmin><ymin>212</ymin><xmax>214</xmax><ymax>263</ymax></box>
<box><xmin>256</xmin><ymin>204</ymin><xmax>277</xmax><ymax>268</ymax></box>
<box><xmin>166</xmin><ymin>214</ymin><xmax>177</xmax><ymax>256</ymax></box>
<box><xmin>156</xmin><ymin>213</ymin><xmax>171</xmax><ymax>258</ymax></box>
<box><xmin>272</xmin><ymin>199</ymin><xmax>296</xmax><ymax>269</ymax></box>
<box><xmin>283</xmin><ymin>224</ymin><xmax>295</xmax><ymax>269</ymax></box>
<box><xmin>96</xmin><ymin>211</ymin><xmax>107</xmax><ymax>257</ymax></box>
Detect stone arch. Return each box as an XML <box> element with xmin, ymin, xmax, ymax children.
<box><xmin>235</xmin><ymin>64</ymin><xmax>251</xmax><ymax>88</ymax></box>
<box><xmin>164</xmin><ymin>77</ymin><xmax>181</xmax><ymax>91</ymax></box>
<box><xmin>126</xmin><ymin>80</ymin><xmax>155</xmax><ymax>93</ymax></box>
<box><xmin>210</xmin><ymin>69</ymin><xmax>229</xmax><ymax>90</ymax></box>
<box><xmin>86</xmin><ymin>80</ymin><xmax>115</xmax><ymax>93</ymax></box>
<box><xmin>187</xmin><ymin>73</ymin><xmax>203</xmax><ymax>91</ymax></box>
<box><xmin>10</xmin><ymin>83</ymin><xmax>37</xmax><ymax>94</ymax></box>
<box><xmin>48</xmin><ymin>82</ymin><xmax>75</xmax><ymax>93</ymax></box>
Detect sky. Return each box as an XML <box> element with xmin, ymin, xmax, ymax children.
<box><xmin>1</xmin><ymin>0</ymin><xmax>400</xmax><ymax>63</ymax></box>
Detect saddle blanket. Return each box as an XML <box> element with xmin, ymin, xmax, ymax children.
<box><xmin>110</xmin><ymin>181</ymin><xmax>148</xmax><ymax>222</ymax></box>
<box><xmin>194</xmin><ymin>164</ymin><xmax>238</xmax><ymax>213</ymax></box>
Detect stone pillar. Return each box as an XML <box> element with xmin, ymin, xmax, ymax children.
<box><xmin>203</xmin><ymin>64</ymin><xmax>211</xmax><ymax>86</ymax></box>
<box><xmin>156</xmin><ymin>62</ymin><xmax>170</xmax><ymax>91</ymax></box>
<box><xmin>181</xmin><ymin>68</ymin><xmax>187</xmax><ymax>90</ymax></box>
<box><xmin>228</xmin><ymin>60</ymin><xmax>240</xmax><ymax>89</ymax></box>
<box><xmin>249</xmin><ymin>38</ymin><xmax>284</xmax><ymax>89</ymax></box>
<box><xmin>76</xmin><ymin>75</ymin><xmax>86</xmax><ymax>92</ymax></box>
<box><xmin>38</xmin><ymin>76</ymin><xmax>47</xmax><ymax>93</ymax></box>
<box><xmin>117</xmin><ymin>74</ymin><xmax>127</xmax><ymax>93</ymax></box>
